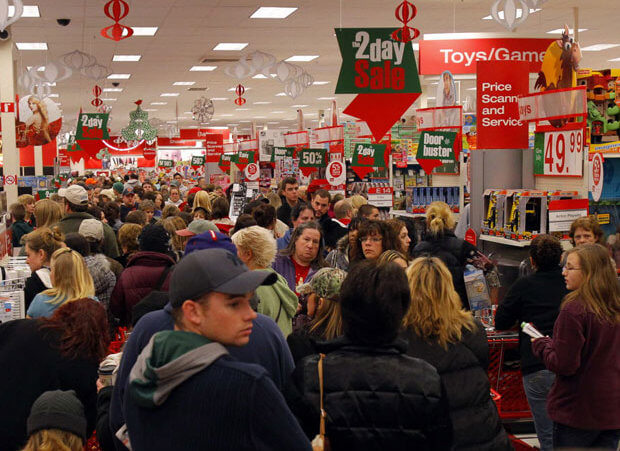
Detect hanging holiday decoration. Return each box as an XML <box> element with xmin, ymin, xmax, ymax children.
<box><xmin>101</xmin><ymin>0</ymin><xmax>133</xmax><ymax>41</ymax></box>
<box><xmin>81</xmin><ymin>63</ymin><xmax>111</xmax><ymax>80</ymax></box>
<box><xmin>121</xmin><ymin>100</ymin><xmax>157</xmax><ymax>143</ymax></box>
<box><xmin>392</xmin><ymin>1</ymin><xmax>420</xmax><ymax>43</ymax></box>
<box><xmin>97</xmin><ymin>104</ymin><xmax>112</xmax><ymax>115</ymax></box>
<box><xmin>61</xmin><ymin>50</ymin><xmax>97</xmax><ymax>70</ymax></box>
<box><xmin>30</xmin><ymin>61</ymin><xmax>73</xmax><ymax>84</ymax></box>
<box><xmin>524</xmin><ymin>0</ymin><xmax>548</xmax><ymax>7</ymax></box>
<box><xmin>234</xmin><ymin>84</ymin><xmax>246</xmax><ymax>106</ymax></box>
<box><xmin>91</xmin><ymin>85</ymin><xmax>103</xmax><ymax>107</ymax></box>
<box><xmin>0</xmin><ymin>0</ymin><xmax>23</xmax><ymax>32</ymax></box>
<box><xmin>191</xmin><ymin>96</ymin><xmax>214</xmax><ymax>124</ymax></box>
<box><xmin>95</xmin><ymin>148</ymin><xmax>111</xmax><ymax>160</ymax></box>
<box><xmin>29</xmin><ymin>81</ymin><xmax>52</xmax><ymax>99</ymax></box>
<box><xmin>490</xmin><ymin>0</ymin><xmax>531</xmax><ymax>31</ymax></box>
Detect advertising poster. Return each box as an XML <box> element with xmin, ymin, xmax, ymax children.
<box><xmin>16</xmin><ymin>95</ymin><xmax>63</xmax><ymax>147</ymax></box>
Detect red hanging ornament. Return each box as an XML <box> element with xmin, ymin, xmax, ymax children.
<box><xmin>234</xmin><ymin>84</ymin><xmax>246</xmax><ymax>106</ymax></box>
<box><xmin>91</xmin><ymin>85</ymin><xmax>103</xmax><ymax>107</ymax></box>
<box><xmin>101</xmin><ymin>0</ymin><xmax>134</xmax><ymax>41</ymax></box>
<box><xmin>391</xmin><ymin>0</ymin><xmax>420</xmax><ymax>43</ymax></box>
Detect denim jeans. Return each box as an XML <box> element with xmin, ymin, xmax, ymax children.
<box><xmin>522</xmin><ymin>369</ymin><xmax>555</xmax><ymax>451</ymax></box>
<box><xmin>553</xmin><ymin>422</ymin><xmax>620</xmax><ymax>449</ymax></box>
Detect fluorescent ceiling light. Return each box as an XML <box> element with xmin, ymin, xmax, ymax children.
<box><xmin>250</xmin><ymin>7</ymin><xmax>297</xmax><ymax>19</ymax></box>
<box><xmin>228</xmin><ymin>123</ymin><xmax>240</xmax><ymax>126</ymax></box>
<box><xmin>151</xmin><ymin>102</ymin><xmax>167</xmax><ymax>105</ymax></box>
<box><xmin>9</xmin><ymin>5</ymin><xmax>39</xmax><ymax>17</ymax></box>
<box><xmin>275</xmin><ymin>92</ymin><xmax>287</xmax><ymax>96</ymax></box>
<box><xmin>252</xmin><ymin>74</ymin><xmax>269</xmax><ymax>79</ymax></box>
<box><xmin>547</xmin><ymin>28</ymin><xmax>587</xmax><ymax>34</ymax></box>
<box><xmin>190</xmin><ymin>65</ymin><xmax>217</xmax><ymax>71</ymax></box>
<box><xmin>271</xmin><ymin>111</ymin><xmax>284</xmax><ymax>113</ymax></box>
<box><xmin>127</xmin><ymin>27</ymin><xmax>158</xmax><ymax>36</ymax></box>
<box><xmin>467</xmin><ymin>87</ymin><xmax>477</xmax><ymax>91</ymax></box>
<box><xmin>211</xmin><ymin>97</ymin><xmax>229</xmax><ymax>101</ymax></box>
<box><xmin>161</xmin><ymin>93</ymin><xmax>180</xmax><ymax>97</ymax></box>
<box><xmin>239</xmin><ymin>120</ymin><xmax>251</xmax><ymax>123</ymax></box>
<box><xmin>267</xmin><ymin>121</ymin><xmax>279</xmax><ymax>124</ymax></box>
<box><xmin>219</xmin><ymin>114</ymin><xmax>233</xmax><ymax>117</ymax></box>
<box><xmin>285</xmin><ymin>55</ymin><xmax>318</xmax><ymax>62</ymax></box>
<box><xmin>581</xmin><ymin>44</ymin><xmax>620</xmax><ymax>52</ymax></box>
<box><xmin>313</xmin><ymin>81</ymin><xmax>329</xmax><ymax>85</ymax></box>
<box><xmin>424</xmin><ymin>32</ymin><xmax>501</xmax><ymax>40</ymax></box>
<box><xmin>609</xmin><ymin>57</ymin><xmax>620</xmax><ymax>62</ymax></box>
<box><xmin>173</xmin><ymin>81</ymin><xmax>195</xmax><ymax>85</ymax></box>
<box><xmin>103</xmin><ymin>88</ymin><xmax>123</xmax><ymax>92</ymax></box>
<box><xmin>253</xmin><ymin>101</ymin><xmax>271</xmax><ymax>104</ymax></box>
<box><xmin>143</xmin><ymin>108</ymin><xmax>158</xmax><ymax>112</ymax></box>
<box><xmin>166</xmin><ymin>121</ymin><xmax>177</xmax><ymax>124</ymax></box>
<box><xmin>113</xmin><ymin>54</ymin><xmax>141</xmax><ymax>61</ymax></box>
<box><xmin>16</xmin><ymin>42</ymin><xmax>47</xmax><ymax>50</ymax></box>
<box><xmin>228</xmin><ymin>87</ymin><xmax>251</xmax><ymax>91</ymax></box>
<box><xmin>101</xmin><ymin>98</ymin><xmax>117</xmax><ymax>101</ymax></box>
<box><xmin>213</xmin><ymin>43</ymin><xmax>248</xmax><ymax>51</ymax></box>
<box><xmin>426</xmin><ymin>97</ymin><xmax>436</xmax><ymax>100</ymax></box>
<box><xmin>317</xmin><ymin>97</ymin><xmax>336</xmax><ymax>100</ymax></box>
<box><xmin>236</xmin><ymin>108</ymin><xmax>250</xmax><ymax>111</ymax></box>
<box><xmin>107</xmin><ymin>73</ymin><xmax>131</xmax><ymax>79</ymax></box>
<box><xmin>254</xmin><ymin>116</ymin><xmax>266</xmax><ymax>119</ymax></box>
<box><xmin>482</xmin><ymin>8</ymin><xmax>540</xmax><ymax>20</ymax></box>
<box><xmin>291</xmin><ymin>104</ymin><xmax>308</xmax><ymax>107</ymax></box>
<box><xmin>48</xmin><ymin>94</ymin><xmax>59</xmax><ymax>98</ymax></box>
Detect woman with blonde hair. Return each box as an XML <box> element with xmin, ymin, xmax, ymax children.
<box><xmin>192</xmin><ymin>190</ymin><xmax>212</xmax><ymax>215</ymax></box>
<box><xmin>403</xmin><ymin>257</ymin><xmax>512</xmax><ymax>450</ymax></box>
<box><xmin>33</xmin><ymin>199</ymin><xmax>63</xmax><ymax>229</ymax></box>
<box><xmin>25</xmin><ymin>96</ymin><xmax>52</xmax><ymax>145</ymax></box>
<box><xmin>27</xmin><ymin>248</ymin><xmax>95</xmax><ymax>318</ymax></box>
<box><xmin>232</xmin><ymin>225</ymin><xmax>298</xmax><ymax>336</ymax></box>
<box><xmin>377</xmin><ymin>249</ymin><xmax>408</xmax><ymax>268</ymax></box>
<box><xmin>533</xmin><ymin>244</ymin><xmax>620</xmax><ymax>449</ymax></box>
<box><xmin>162</xmin><ymin>216</ymin><xmax>188</xmax><ymax>260</ymax></box>
<box><xmin>349</xmin><ymin>194</ymin><xmax>367</xmax><ymax>215</ymax></box>
<box><xmin>23</xmin><ymin>227</ymin><xmax>65</xmax><ymax>309</ymax></box>
<box><xmin>413</xmin><ymin>201</ymin><xmax>479</xmax><ymax>307</ymax></box>
<box><xmin>18</xmin><ymin>194</ymin><xmax>36</xmax><ymax>227</ymax></box>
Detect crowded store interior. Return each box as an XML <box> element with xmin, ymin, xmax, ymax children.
<box><xmin>0</xmin><ymin>0</ymin><xmax>618</xmax><ymax>450</ymax></box>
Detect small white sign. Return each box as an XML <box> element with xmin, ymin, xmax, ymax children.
<box><xmin>326</xmin><ymin>160</ymin><xmax>346</xmax><ymax>186</ymax></box>
<box><xmin>244</xmin><ymin>163</ymin><xmax>260</xmax><ymax>181</ymax></box>
<box><xmin>589</xmin><ymin>153</ymin><xmax>604</xmax><ymax>202</ymax></box>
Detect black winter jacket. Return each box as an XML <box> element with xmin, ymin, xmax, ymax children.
<box><xmin>286</xmin><ymin>337</ymin><xmax>453</xmax><ymax>450</ymax></box>
<box><xmin>402</xmin><ymin>322</ymin><xmax>513</xmax><ymax>451</ymax></box>
<box><xmin>413</xmin><ymin>231</ymin><xmax>478</xmax><ymax>308</ymax></box>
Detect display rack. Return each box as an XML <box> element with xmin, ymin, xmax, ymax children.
<box><xmin>480</xmin><ymin>234</ymin><xmax>572</xmax><ymax>250</ymax></box>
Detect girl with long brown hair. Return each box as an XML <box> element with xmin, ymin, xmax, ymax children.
<box><xmin>533</xmin><ymin>244</ymin><xmax>620</xmax><ymax>449</ymax></box>
<box><xmin>22</xmin><ymin>227</ymin><xmax>65</xmax><ymax>309</ymax></box>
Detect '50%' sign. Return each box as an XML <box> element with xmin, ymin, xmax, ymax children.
<box><xmin>534</xmin><ymin>128</ymin><xmax>584</xmax><ymax>177</ymax></box>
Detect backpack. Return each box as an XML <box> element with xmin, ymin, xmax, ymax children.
<box><xmin>130</xmin><ymin>265</ymin><xmax>174</xmax><ymax>326</ymax></box>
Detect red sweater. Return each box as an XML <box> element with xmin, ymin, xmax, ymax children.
<box><xmin>532</xmin><ymin>299</ymin><xmax>620</xmax><ymax>430</ymax></box>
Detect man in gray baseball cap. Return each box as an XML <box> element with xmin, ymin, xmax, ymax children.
<box><xmin>124</xmin><ymin>249</ymin><xmax>310</xmax><ymax>450</ymax></box>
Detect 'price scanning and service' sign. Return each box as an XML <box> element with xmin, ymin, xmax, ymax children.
<box><xmin>75</xmin><ymin>113</ymin><xmax>110</xmax><ymax>140</ymax></box>
<box><xmin>534</xmin><ymin>128</ymin><xmax>584</xmax><ymax>177</ymax></box>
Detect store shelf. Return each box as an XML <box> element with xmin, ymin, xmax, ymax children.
<box><xmin>389</xmin><ymin>209</ymin><xmax>460</xmax><ymax>220</ymax></box>
<box><xmin>480</xmin><ymin>234</ymin><xmax>572</xmax><ymax>250</ymax></box>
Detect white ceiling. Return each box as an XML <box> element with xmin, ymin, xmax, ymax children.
<box><xmin>7</xmin><ymin>0</ymin><xmax>620</xmax><ymax>134</ymax></box>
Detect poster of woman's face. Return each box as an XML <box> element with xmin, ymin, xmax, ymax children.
<box><xmin>436</xmin><ymin>71</ymin><xmax>457</xmax><ymax>107</ymax></box>
<box><xmin>16</xmin><ymin>95</ymin><xmax>62</xmax><ymax>148</ymax></box>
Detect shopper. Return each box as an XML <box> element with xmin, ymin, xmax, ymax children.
<box><xmin>122</xmin><ymin>249</ymin><xmax>310</xmax><ymax>450</ymax></box>
<box><xmin>403</xmin><ymin>256</ymin><xmax>512</xmax><ymax>450</ymax></box>
<box><xmin>413</xmin><ymin>201</ymin><xmax>478</xmax><ymax>308</ymax></box>
<box><xmin>286</xmin><ymin>267</ymin><xmax>346</xmax><ymax>363</ymax></box>
<box><xmin>192</xmin><ymin>190</ymin><xmax>213</xmax><ymax>215</ymax></box>
<box><xmin>286</xmin><ymin>260</ymin><xmax>452</xmax><ymax>449</ymax></box>
<box><xmin>252</xmin><ymin>203</ymin><xmax>279</xmax><ymax>235</ymax></box>
<box><xmin>386</xmin><ymin>218</ymin><xmax>412</xmax><ymax>258</ymax></box>
<box><xmin>325</xmin><ymin>217</ymin><xmax>368</xmax><ymax>271</ymax></box>
<box><xmin>351</xmin><ymin>219</ymin><xmax>399</xmax><ymax>263</ymax></box>
<box><xmin>165</xmin><ymin>186</ymin><xmax>183</xmax><ymax>208</ymax></box>
<box><xmin>277</xmin><ymin>202</ymin><xmax>314</xmax><ymax>250</ymax></box>
<box><xmin>569</xmin><ymin>216</ymin><xmax>604</xmax><ymax>247</ymax></box>
<box><xmin>22</xmin><ymin>227</ymin><xmax>65</xmax><ymax>309</ymax></box>
<box><xmin>272</xmin><ymin>221</ymin><xmax>326</xmax><ymax>293</ymax></box>
<box><xmin>103</xmin><ymin>202</ymin><xmax>123</xmax><ymax>233</ymax></box>
<box><xmin>356</xmin><ymin>203</ymin><xmax>380</xmax><ymax>220</ymax></box>
<box><xmin>232</xmin><ymin>226</ymin><xmax>298</xmax><ymax>337</ymax></box>
<box><xmin>210</xmin><ymin>196</ymin><xmax>234</xmax><ymax>233</ymax></box>
<box><xmin>33</xmin><ymin>198</ymin><xmax>63</xmax><ymax>230</ymax></box>
<box><xmin>532</xmin><ymin>244</ymin><xmax>620</xmax><ymax>449</ymax></box>
<box><xmin>115</xmin><ymin>223</ymin><xmax>142</xmax><ymax>268</ymax></box>
<box><xmin>9</xmin><ymin>202</ymin><xmax>34</xmax><ymax>249</ymax></box>
<box><xmin>162</xmin><ymin>216</ymin><xmax>189</xmax><ymax>260</ymax></box>
<box><xmin>138</xmin><ymin>200</ymin><xmax>157</xmax><ymax>225</ymax></box>
<box><xmin>119</xmin><ymin>188</ymin><xmax>138</xmax><ymax>223</ymax></box>
<box><xmin>495</xmin><ymin>234</ymin><xmax>568</xmax><ymax>451</ymax></box>
<box><xmin>0</xmin><ymin>299</ymin><xmax>109</xmax><ymax>451</ymax></box>
<box><xmin>377</xmin><ymin>249</ymin><xmax>408</xmax><ymax>268</ymax></box>
<box><xmin>56</xmin><ymin>184</ymin><xmax>119</xmax><ymax>258</ymax></box>
<box><xmin>277</xmin><ymin>176</ymin><xmax>300</xmax><ymax>227</ymax></box>
<box><xmin>18</xmin><ymin>194</ymin><xmax>36</xmax><ymax>228</ymax></box>
<box><xmin>323</xmin><ymin>198</ymin><xmax>352</xmax><ymax>249</ymax></box>
<box><xmin>27</xmin><ymin>248</ymin><xmax>96</xmax><ymax>318</ymax></box>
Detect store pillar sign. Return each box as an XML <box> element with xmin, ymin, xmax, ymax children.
<box><xmin>3</xmin><ymin>175</ymin><xmax>17</xmax><ymax>185</ymax></box>
<box><xmin>158</xmin><ymin>159</ymin><xmax>174</xmax><ymax>168</ymax></box>
<box><xmin>415</xmin><ymin>131</ymin><xmax>457</xmax><ymax>174</ymax></box>
<box><xmin>326</xmin><ymin>160</ymin><xmax>346</xmax><ymax>186</ymax></box>
<box><xmin>351</xmin><ymin>143</ymin><xmax>387</xmax><ymax>179</ymax></box>
<box><xmin>205</xmin><ymin>134</ymin><xmax>224</xmax><ymax>163</ymax></box>
<box><xmin>534</xmin><ymin>126</ymin><xmax>584</xmax><ymax>177</ymax></box>
<box><xmin>244</xmin><ymin>163</ymin><xmax>260</xmax><ymax>181</ymax></box>
<box><xmin>476</xmin><ymin>60</ymin><xmax>529</xmax><ymax>149</ymax></box>
<box><xmin>590</xmin><ymin>153</ymin><xmax>604</xmax><ymax>202</ymax></box>
<box><xmin>336</xmin><ymin>28</ymin><xmax>421</xmax><ymax>142</ymax></box>
<box><xmin>191</xmin><ymin>155</ymin><xmax>205</xmax><ymax>168</ymax></box>
<box><xmin>298</xmin><ymin>148</ymin><xmax>327</xmax><ymax>177</ymax></box>
<box><xmin>75</xmin><ymin>113</ymin><xmax>110</xmax><ymax>140</ymax></box>
<box><xmin>0</xmin><ymin>102</ymin><xmax>15</xmax><ymax>113</ymax></box>
<box><xmin>271</xmin><ymin>146</ymin><xmax>295</xmax><ymax>162</ymax></box>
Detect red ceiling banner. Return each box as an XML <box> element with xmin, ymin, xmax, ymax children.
<box><xmin>204</xmin><ymin>133</ymin><xmax>224</xmax><ymax>163</ymax></box>
<box><xmin>419</xmin><ymin>38</ymin><xmax>554</xmax><ymax>75</ymax></box>
<box><xmin>179</xmin><ymin>128</ymin><xmax>230</xmax><ymax>140</ymax></box>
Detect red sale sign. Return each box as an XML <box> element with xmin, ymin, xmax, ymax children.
<box><xmin>477</xmin><ymin>60</ymin><xmax>529</xmax><ymax>149</ymax></box>
<box><xmin>204</xmin><ymin>133</ymin><xmax>224</xmax><ymax>163</ymax></box>
<box><xmin>419</xmin><ymin>38</ymin><xmax>554</xmax><ymax>75</ymax></box>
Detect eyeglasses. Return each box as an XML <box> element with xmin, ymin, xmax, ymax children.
<box><xmin>359</xmin><ymin>236</ymin><xmax>382</xmax><ymax>243</ymax></box>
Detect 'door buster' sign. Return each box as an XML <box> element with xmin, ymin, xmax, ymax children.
<box><xmin>336</xmin><ymin>28</ymin><xmax>421</xmax><ymax>142</ymax></box>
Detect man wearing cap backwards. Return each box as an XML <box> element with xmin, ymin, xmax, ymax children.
<box><xmin>120</xmin><ymin>187</ymin><xmax>139</xmax><ymax>222</ymax></box>
<box><xmin>123</xmin><ymin>249</ymin><xmax>311</xmax><ymax>450</ymax></box>
<box><xmin>56</xmin><ymin>184</ymin><xmax>119</xmax><ymax>258</ymax></box>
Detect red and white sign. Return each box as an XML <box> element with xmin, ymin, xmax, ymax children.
<box><xmin>179</xmin><ymin>128</ymin><xmax>230</xmax><ymax>140</ymax></box>
<box><xmin>477</xmin><ymin>60</ymin><xmax>529</xmax><ymax>149</ymax></box>
<box><xmin>548</xmin><ymin>199</ymin><xmax>589</xmax><ymax>232</ymax></box>
<box><xmin>465</xmin><ymin>228</ymin><xmax>477</xmax><ymax>246</ymax></box>
<box><xmin>204</xmin><ymin>133</ymin><xmax>224</xmax><ymax>163</ymax></box>
<box><xmin>283</xmin><ymin>131</ymin><xmax>309</xmax><ymax>147</ymax></box>
<box><xmin>0</xmin><ymin>102</ymin><xmax>15</xmax><ymax>113</ymax></box>
<box><xmin>3</xmin><ymin>175</ymin><xmax>17</xmax><ymax>185</ymax></box>
<box><xmin>326</xmin><ymin>160</ymin><xmax>346</xmax><ymax>186</ymax></box>
<box><xmin>315</xmin><ymin>125</ymin><xmax>344</xmax><ymax>144</ymax></box>
<box><xmin>518</xmin><ymin>86</ymin><xmax>587</xmax><ymax>123</ymax></box>
<box><xmin>539</xmin><ymin>126</ymin><xmax>584</xmax><ymax>177</ymax></box>
<box><xmin>244</xmin><ymin>163</ymin><xmax>260</xmax><ymax>181</ymax></box>
<box><xmin>157</xmin><ymin>137</ymin><xmax>199</xmax><ymax>147</ymax></box>
<box><xmin>367</xmin><ymin>186</ymin><xmax>394</xmax><ymax>207</ymax></box>
<box><xmin>590</xmin><ymin>153</ymin><xmax>604</xmax><ymax>202</ymax></box>
<box><xmin>238</xmin><ymin>139</ymin><xmax>258</xmax><ymax>152</ymax></box>
<box><xmin>419</xmin><ymin>38</ymin><xmax>554</xmax><ymax>75</ymax></box>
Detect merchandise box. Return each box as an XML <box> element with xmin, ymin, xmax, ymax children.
<box><xmin>481</xmin><ymin>189</ymin><xmax>499</xmax><ymax>235</ymax></box>
<box><xmin>504</xmin><ymin>190</ymin><xmax>548</xmax><ymax>241</ymax></box>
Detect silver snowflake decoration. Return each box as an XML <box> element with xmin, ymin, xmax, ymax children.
<box><xmin>191</xmin><ymin>96</ymin><xmax>215</xmax><ymax>124</ymax></box>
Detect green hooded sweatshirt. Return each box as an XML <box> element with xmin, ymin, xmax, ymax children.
<box><xmin>256</xmin><ymin>268</ymin><xmax>299</xmax><ymax>337</ymax></box>
<box><xmin>129</xmin><ymin>330</ymin><xmax>228</xmax><ymax>408</ymax></box>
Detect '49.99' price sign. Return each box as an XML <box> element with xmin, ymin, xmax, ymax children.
<box><xmin>534</xmin><ymin>127</ymin><xmax>584</xmax><ymax>177</ymax></box>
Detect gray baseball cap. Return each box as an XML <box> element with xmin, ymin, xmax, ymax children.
<box><xmin>169</xmin><ymin>248</ymin><xmax>277</xmax><ymax>308</ymax></box>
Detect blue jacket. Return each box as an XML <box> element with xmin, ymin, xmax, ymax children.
<box><xmin>276</xmin><ymin>228</ymin><xmax>292</xmax><ymax>251</ymax></box>
<box><xmin>110</xmin><ymin>303</ymin><xmax>295</xmax><ymax>449</ymax></box>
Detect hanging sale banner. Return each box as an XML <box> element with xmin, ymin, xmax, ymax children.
<box><xmin>235</xmin><ymin>150</ymin><xmax>255</xmax><ymax>171</ymax></box>
<box><xmin>75</xmin><ymin>113</ymin><xmax>110</xmax><ymax>140</ymax></box>
<box><xmin>191</xmin><ymin>155</ymin><xmax>206</xmax><ymax>168</ymax></box>
<box><xmin>204</xmin><ymin>134</ymin><xmax>224</xmax><ymax>163</ymax></box>
<box><xmin>416</xmin><ymin>131</ymin><xmax>457</xmax><ymax>174</ymax></box>
<box><xmin>218</xmin><ymin>153</ymin><xmax>233</xmax><ymax>172</ymax></box>
<box><xmin>350</xmin><ymin>143</ymin><xmax>387</xmax><ymax>179</ymax></box>
<box><xmin>335</xmin><ymin>28</ymin><xmax>422</xmax><ymax>142</ymax></box>
<box><xmin>298</xmin><ymin>148</ymin><xmax>327</xmax><ymax>177</ymax></box>
<box><xmin>271</xmin><ymin>146</ymin><xmax>295</xmax><ymax>162</ymax></box>
<box><xmin>158</xmin><ymin>159</ymin><xmax>174</xmax><ymax>168</ymax></box>
<box><xmin>477</xmin><ymin>60</ymin><xmax>529</xmax><ymax>149</ymax></box>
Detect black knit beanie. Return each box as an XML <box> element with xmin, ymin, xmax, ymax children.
<box><xmin>27</xmin><ymin>390</ymin><xmax>87</xmax><ymax>441</ymax></box>
<box><xmin>139</xmin><ymin>223</ymin><xmax>171</xmax><ymax>253</ymax></box>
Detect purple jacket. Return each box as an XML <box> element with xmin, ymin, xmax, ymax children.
<box><xmin>532</xmin><ymin>299</ymin><xmax>620</xmax><ymax>430</ymax></box>
<box><xmin>271</xmin><ymin>254</ymin><xmax>317</xmax><ymax>293</ymax></box>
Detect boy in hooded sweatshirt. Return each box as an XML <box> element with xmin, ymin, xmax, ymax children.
<box><xmin>124</xmin><ymin>248</ymin><xmax>311</xmax><ymax>451</ymax></box>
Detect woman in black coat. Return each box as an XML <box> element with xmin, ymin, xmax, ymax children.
<box><xmin>0</xmin><ymin>298</ymin><xmax>110</xmax><ymax>451</ymax></box>
<box><xmin>286</xmin><ymin>260</ymin><xmax>452</xmax><ymax>450</ymax></box>
<box><xmin>403</xmin><ymin>256</ymin><xmax>513</xmax><ymax>451</ymax></box>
